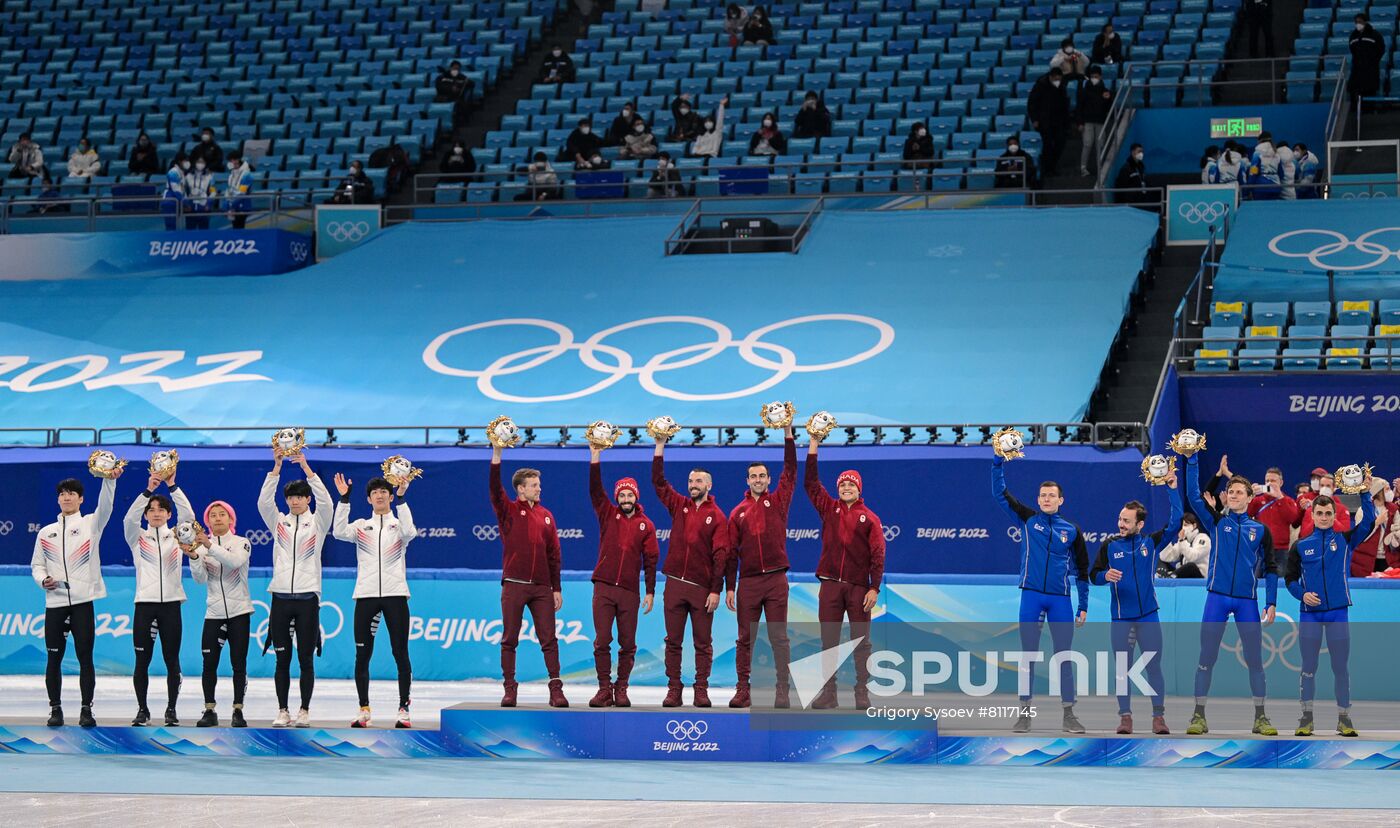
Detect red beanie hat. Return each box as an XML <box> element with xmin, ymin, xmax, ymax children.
<box><xmin>614</xmin><ymin>477</ymin><xmax>640</xmax><ymax>500</ymax></box>
<box><xmin>837</xmin><ymin>469</ymin><xmax>862</xmax><ymax>493</ymax></box>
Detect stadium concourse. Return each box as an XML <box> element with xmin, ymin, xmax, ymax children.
<box><xmin>5</xmin><ymin>0</ymin><xmax>1400</xmax><ymax>822</ymax></box>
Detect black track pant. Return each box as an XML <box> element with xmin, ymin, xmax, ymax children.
<box><xmin>269</xmin><ymin>595</ymin><xmax>319</xmax><ymax>710</ymax></box>
<box><xmin>133</xmin><ymin>601</ymin><xmax>183</xmax><ymax>710</ymax></box>
<box><xmin>354</xmin><ymin>596</ymin><xmax>413</xmax><ymax>708</ymax></box>
<box><xmin>201</xmin><ymin>614</ymin><xmax>251</xmax><ymax>706</ymax></box>
<box><xmin>45</xmin><ymin>602</ymin><xmax>96</xmax><ymax>708</ymax></box>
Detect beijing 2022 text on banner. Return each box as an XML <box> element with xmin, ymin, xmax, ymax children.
<box><xmin>0</xmin><ymin>229</ymin><xmax>311</xmax><ymax>280</ymax></box>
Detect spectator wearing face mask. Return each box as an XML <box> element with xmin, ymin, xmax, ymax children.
<box><xmin>620</xmin><ymin>117</ymin><xmax>658</xmax><ymax>160</ymax></box>
<box><xmin>67</xmin><ymin>137</ymin><xmax>100</xmax><ymax>179</ymax></box>
<box><xmin>608</xmin><ymin>102</ymin><xmax>639</xmax><ymax>146</ymax></box>
<box><xmin>724</xmin><ymin>3</ymin><xmax>748</xmax><ymax>48</ymax></box>
<box><xmin>331</xmin><ymin>160</ymin><xmax>374</xmax><ymax>205</ymax></box>
<box><xmin>162</xmin><ymin>152</ymin><xmax>190</xmax><ymax>230</ymax></box>
<box><xmin>1076</xmin><ymin>65</ymin><xmax>1111</xmax><ymax>177</ymax></box>
<box><xmin>748</xmin><ymin>112</ymin><xmax>787</xmax><ymax>156</ymax></box>
<box><xmin>1351</xmin><ymin>479</ymin><xmax>1397</xmax><ymax>576</ymax></box>
<box><xmin>562</xmin><ymin>118</ymin><xmax>605</xmax><ymax>169</ymax></box>
<box><xmin>648</xmin><ymin>151</ymin><xmax>684</xmax><ymax>198</ymax></box>
<box><xmin>515</xmin><ymin>152</ymin><xmax>560</xmax><ymax>201</ymax></box>
<box><xmin>1293</xmin><ymin>143</ymin><xmax>1320</xmax><ymax>198</ymax></box>
<box><xmin>189</xmin><ymin>128</ymin><xmax>224</xmax><ymax>174</ymax></box>
<box><xmin>669</xmin><ymin>95</ymin><xmax>704</xmax><ymax>143</ymax></box>
<box><xmin>434</xmin><ymin>60</ymin><xmax>475</xmax><ymax>126</ymax></box>
<box><xmin>223</xmin><ymin>153</ymin><xmax>253</xmax><ymax>229</ymax></box>
<box><xmin>441</xmin><ymin>143</ymin><xmax>477</xmax><ymax>177</ymax></box>
<box><xmin>1248</xmin><ymin>467</ymin><xmax>1300</xmax><ymax>572</ymax></box>
<box><xmin>792</xmin><ymin>91</ymin><xmax>831</xmax><ymax>139</ymax></box>
<box><xmin>1027</xmin><ymin>68</ymin><xmax>1069</xmax><ymax>177</ymax></box>
<box><xmin>690</xmin><ymin>98</ymin><xmax>727</xmax><ymax>159</ymax></box>
<box><xmin>128</xmin><ymin>133</ymin><xmax>161</xmax><ymax>176</ymax></box>
<box><xmin>1114</xmin><ymin>143</ymin><xmax>1150</xmax><ymax>205</ymax></box>
<box><xmin>1050</xmin><ymin>38</ymin><xmax>1090</xmax><ymax>79</ymax></box>
<box><xmin>742</xmin><ymin>6</ymin><xmax>774</xmax><ymax>46</ymax></box>
<box><xmin>1247</xmin><ymin>131</ymin><xmax>1281</xmax><ymax>199</ymax></box>
<box><xmin>8</xmin><ymin>132</ymin><xmax>45</xmax><ymax>180</ymax></box>
<box><xmin>184</xmin><ymin>156</ymin><xmax>216</xmax><ymax>229</ymax></box>
<box><xmin>995</xmin><ymin>135</ymin><xmax>1036</xmax><ymax>188</ymax></box>
<box><xmin>540</xmin><ymin>45</ymin><xmax>575</xmax><ymax>84</ymax></box>
<box><xmin>1349</xmin><ymin>14</ymin><xmax>1385</xmax><ymax>103</ymax></box>
<box><xmin>1160</xmin><ymin>512</ymin><xmax>1211</xmax><ymax>578</ymax></box>
<box><xmin>1297</xmin><ymin>468</ymin><xmax>1351</xmax><ymax>538</ymax></box>
<box><xmin>1091</xmin><ymin>23</ymin><xmax>1123</xmax><ymax>65</ymax></box>
<box><xmin>902</xmin><ymin>122</ymin><xmax>934</xmax><ymax>188</ymax></box>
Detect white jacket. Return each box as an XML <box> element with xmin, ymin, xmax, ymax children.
<box><xmin>1160</xmin><ymin>527</ymin><xmax>1211</xmax><ymax>572</ymax></box>
<box><xmin>189</xmin><ymin>531</ymin><xmax>254</xmax><ymax>620</ymax></box>
<box><xmin>31</xmin><ymin>477</ymin><xmax>117</xmax><ymax>608</ymax></box>
<box><xmin>123</xmin><ymin>486</ymin><xmax>195</xmax><ymax>603</ymax></box>
<box><xmin>258</xmin><ymin>472</ymin><xmax>333</xmax><ymax>595</ymax></box>
<box><xmin>333</xmin><ymin>499</ymin><xmax>417</xmax><ymax>599</ymax></box>
<box><xmin>1276</xmin><ymin>143</ymin><xmax>1296</xmax><ymax>200</ymax></box>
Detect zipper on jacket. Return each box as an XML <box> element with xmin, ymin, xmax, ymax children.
<box><xmin>217</xmin><ymin>536</ymin><xmax>230</xmax><ymax>618</ymax></box>
<box><xmin>377</xmin><ymin>515</ymin><xmax>385</xmax><ymax>596</ymax></box>
<box><xmin>61</xmin><ymin>514</ymin><xmax>72</xmax><ymax>607</ymax></box>
<box><xmin>290</xmin><ymin>518</ymin><xmax>300</xmax><ymax>592</ymax></box>
<box><xmin>1319</xmin><ymin>532</ymin><xmax>1333</xmax><ymax>610</ymax></box>
<box><xmin>156</xmin><ymin>526</ymin><xmax>164</xmax><ymax>602</ymax></box>
<box><xmin>614</xmin><ymin>511</ymin><xmax>629</xmax><ymax>586</ymax></box>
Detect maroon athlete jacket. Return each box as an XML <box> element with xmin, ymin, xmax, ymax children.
<box><xmin>489</xmin><ymin>461</ymin><xmax>562</xmax><ymax>590</ymax></box>
<box><xmin>724</xmin><ymin>435</ymin><xmax>797</xmax><ymax>582</ymax></box>
<box><xmin>652</xmin><ymin>455</ymin><xmax>731</xmax><ymax>593</ymax></box>
<box><xmin>589</xmin><ymin>461</ymin><xmax>659</xmax><ymax>594</ymax></box>
<box><xmin>805</xmin><ymin>455</ymin><xmax>886</xmax><ymax>590</ymax></box>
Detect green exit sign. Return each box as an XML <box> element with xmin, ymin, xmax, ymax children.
<box><xmin>1210</xmin><ymin>117</ymin><xmax>1263</xmax><ymax>139</ymax></box>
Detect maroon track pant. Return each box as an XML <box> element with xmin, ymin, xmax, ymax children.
<box><xmin>592</xmin><ymin>582</ymin><xmax>641</xmax><ymax>686</ymax></box>
<box><xmin>734</xmin><ymin>570</ymin><xmax>791</xmax><ymax>688</ymax></box>
<box><xmin>500</xmin><ymin>581</ymin><xmax>560</xmax><ymax>683</ymax></box>
<box><xmin>818</xmin><ymin>579</ymin><xmax>873</xmax><ymax>690</ymax></box>
<box><xmin>663</xmin><ymin>578</ymin><xmax>714</xmax><ymax>689</ymax></box>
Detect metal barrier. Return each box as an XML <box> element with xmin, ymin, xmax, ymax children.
<box><xmin>1169</xmin><ymin>334</ymin><xmax>1400</xmax><ymax>373</ymax></box>
<box><xmin>4</xmin><ymin>421</ymin><xmax>1153</xmax><ymax>450</ymax></box>
<box><xmin>0</xmin><ymin>188</ymin><xmax>339</xmax><ymax>235</ymax></box>
<box><xmin>662</xmin><ymin>197</ymin><xmax>822</xmax><ymax>254</ymax></box>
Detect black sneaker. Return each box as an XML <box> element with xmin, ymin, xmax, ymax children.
<box><xmin>46</xmin><ymin>706</ymin><xmax>63</xmax><ymax>727</ymax></box>
<box><xmin>132</xmin><ymin>708</ymin><xmax>151</xmax><ymax>727</ymax></box>
<box><xmin>164</xmin><ymin>707</ymin><xmax>180</xmax><ymax>727</ymax></box>
<box><xmin>79</xmin><ymin>706</ymin><xmax>96</xmax><ymax>728</ymax></box>
<box><xmin>197</xmin><ymin>709</ymin><xmax>218</xmax><ymax>728</ymax></box>
<box><xmin>231</xmin><ymin>708</ymin><xmax>248</xmax><ymax>728</ymax></box>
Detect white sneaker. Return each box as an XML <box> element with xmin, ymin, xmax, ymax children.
<box><xmin>294</xmin><ymin>708</ymin><xmax>311</xmax><ymax>728</ymax></box>
<box><xmin>351</xmin><ymin>707</ymin><xmax>372</xmax><ymax>728</ymax></box>
<box><xmin>272</xmin><ymin>708</ymin><xmax>291</xmax><ymax>728</ymax></box>
<box><xmin>396</xmin><ymin>707</ymin><xmax>412</xmax><ymax>729</ymax></box>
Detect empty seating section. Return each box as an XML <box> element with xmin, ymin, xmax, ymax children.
<box><xmin>0</xmin><ymin>0</ymin><xmax>564</xmax><ymax>208</ymax></box>
<box><xmin>457</xmin><ymin>0</ymin><xmax>1240</xmax><ymax>202</ymax></box>
<box><xmin>1293</xmin><ymin>1</ymin><xmax>1398</xmax><ymax>102</ymax></box>
<box><xmin>1192</xmin><ymin>299</ymin><xmax>1400</xmax><ymax>372</ymax></box>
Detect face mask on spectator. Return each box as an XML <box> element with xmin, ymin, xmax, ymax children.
<box><xmin>450</xmin><ymin>68</ymin><xmax>459</xmax><ymax>76</ymax></box>
<box><xmin>1319</xmin><ymin>485</ymin><xmax>1334</xmax><ymax>497</ymax></box>
<box><xmin>1356</xmin><ymin>22</ymin><xmax>1365</xmax><ymax>31</ymax></box>
<box><xmin>180</xmin><ymin>160</ymin><xmax>191</xmax><ymax>170</ymax></box>
<box><xmin>916</xmin><ymin>128</ymin><xmax>927</xmax><ymax>137</ymax></box>
<box><xmin>634</xmin><ymin>124</ymin><xmax>645</xmax><ymax>133</ymax></box>
<box><xmin>580</xmin><ymin>125</ymin><xmax>591</xmax><ymax>134</ymax></box>
<box><xmin>1063</xmin><ymin>46</ymin><xmax>1074</xmax><ymax>54</ymax></box>
<box><xmin>1050</xmin><ymin>79</ymin><xmax>1061</xmax><ymax>88</ymax></box>
<box><xmin>679</xmin><ymin>106</ymin><xmax>690</xmax><ymax>115</ymax></box>
<box><xmin>1311</xmin><ymin>477</ymin><xmax>1321</xmax><ymax>491</ymax></box>
<box><xmin>622</xmin><ymin>108</ymin><xmax>632</xmax><ymax>118</ymax></box>
<box><xmin>590</xmin><ymin>154</ymin><xmax>603</xmax><ymax>164</ymax></box>
<box><xmin>454</xmin><ymin>146</ymin><xmax>464</xmax><ymax>155</ymax></box>
<box><xmin>1133</xmin><ymin>151</ymin><xmax>1144</xmax><ymax>161</ymax></box>
<box><xmin>552</xmin><ymin>48</ymin><xmax>562</xmax><ymax>56</ymax></box>
<box><xmin>201</xmin><ymin>134</ymin><xmax>212</xmax><ymax>143</ymax></box>
<box><xmin>763</xmin><ymin>118</ymin><xmax>774</xmax><ymax>128</ymax></box>
<box><xmin>195</xmin><ymin>161</ymin><xmax>206</xmax><ymax>171</ymax></box>
<box><xmin>1008</xmin><ymin>143</ymin><xmax>1019</xmax><ymax>152</ymax></box>
<box><xmin>704</xmin><ymin>120</ymin><xmax>715</xmax><ymax>131</ymax></box>
<box><xmin>1089</xmin><ymin>77</ymin><xmax>1101</xmax><ymax>85</ymax></box>
<box><xmin>657</xmin><ymin>158</ymin><xmax>668</xmax><ymax>169</ymax></box>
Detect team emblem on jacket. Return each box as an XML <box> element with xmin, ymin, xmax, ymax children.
<box><xmin>46</xmin><ymin>531</ymin><xmax>57</xmax><ymax>539</ymax></box>
<box><xmin>545</xmin><ymin>516</ymin><xmax>551</xmax><ymax>524</ymax></box>
<box><xmin>705</xmin><ymin>516</ymin><xmax>712</xmax><ymax>524</ymax></box>
<box><xmin>1248</xmin><ymin>530</ymin><xmax>1256</xmax><ymax>541</ymax></box>
<box><xmin>69</xmin><ymin>527</ymin><xmax>81</xmax><ymax>536</ymax></box>
<box><xmin>1060</xmin><ymin>532</ymin><xmax>1068</xmax><ymax>542</ymax></box>
<box><xmin>763</xmin><ymin>500</ymin><xmax>770</xmax><ymax>507</ymax></box>
<box><xmin>640</xmin><ymin>523</ymin><xmax>647</xmax><ymax>531</ymax></box>
<box><xmin>859</xmin><ymin>514</ymin><xmax>866</xmax><ymax>523</ymax></box>
<box><xmin>520</xmin><ymin>510</ymin><xmax>526</xmax><ymax>516</ymax></box>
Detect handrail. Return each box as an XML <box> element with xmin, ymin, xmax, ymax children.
<box><xmin>0</xmin><ymin>187</ymin><xmax>360</xmax><ymax>234</ymax></box>
<box><xmin>1325</xmin><ymin>55</ymin><xmax>1351</xmax><ymax>148</ymax></box>
<box><xmin>17</xmin><ymin>421</ymin><xmax>1154</xmax><ymax>450</ymax></box>
<box><xmin>1171</xmin><ymin>334</ymin><xmax>1400</xmax><ymax>373</ymax></box>
<box><xmin>1095</xmin><ymin>76</ymin><xmax>1133</xmax><ymax>191</ymax></box>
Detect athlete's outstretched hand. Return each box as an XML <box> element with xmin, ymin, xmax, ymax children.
<box><xmin>333</xmin><ymin>473</ymin><xmax>351</xmax><ymax>497</ymax></box>
<box><xmin>146</xmin><ymin>474</ymin><xmax>163</xmax><ymax>492</ymax></box>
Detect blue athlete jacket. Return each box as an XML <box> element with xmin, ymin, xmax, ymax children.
<box><xmin>992</xmin><ymin>458</ymin><xmax>1090</xmax><ymax>611</ymax></box>
<box><xmin>1287</xmin><ymin>494</ymin><xmax>1374</xmax><ymax>613</ymax></box>
<box><xmin>1185</xmin><ymin>454</ymin><xmax>1278</xmax><ymax>604</ymax></box>
<box><xmin>1091</xmin><ymin>483</ymin><xmax>1183</xmax><ymax>620</ymax></box>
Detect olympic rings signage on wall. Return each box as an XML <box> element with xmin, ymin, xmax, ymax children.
<box><xmin>422</xmin><ymin>314</ymin><xmax>896</xmax><ymax>402</ymax></box>
<box><xmin>1166</xmin><ymin>184</ymin><xmax>1239</xmax><ymax>246</ymax></box>
<box><xmin>314</xmin><ymin>204</ymin><xmax>382</xmax><ymax>262</ymax></box>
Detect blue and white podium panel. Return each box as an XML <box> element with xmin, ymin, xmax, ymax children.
<box><xmin>2</xmin><ymin>712</ymin><xmax>1398</xmax><ymax>769</ymax></box>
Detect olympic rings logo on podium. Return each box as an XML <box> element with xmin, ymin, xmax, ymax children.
<box><xmin>0</xmin><ymin>520</ymin><xmax>12</xmax><ymax>536</ymax></box>
<box><xmin>1176</xmin><ymin>201</ymin><xmax>1229</xmax><ymax>225</ymax></box>
<box><xmin>422</xmin><ymin>315</ymin><xmax>896</xmax><ymax>402</ymax></box>
<box><xmin>1268</xmin><ymin>227</ymin><xmax>1400</xmax><ymax>271</ymax></box>
<box><xmin>472</xmin><ymin>525</ymin><xmax>501</xmax><ymax>541</ymax></box>
<box><xmin>325</xmin><ymin>221</ymin><xmax>371</xmax><ymax>244</ymax></box>
<box><xmin>665</xmin><ymin>720</ymin><xmax>710</xmax><ymax>740</ymax></box>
